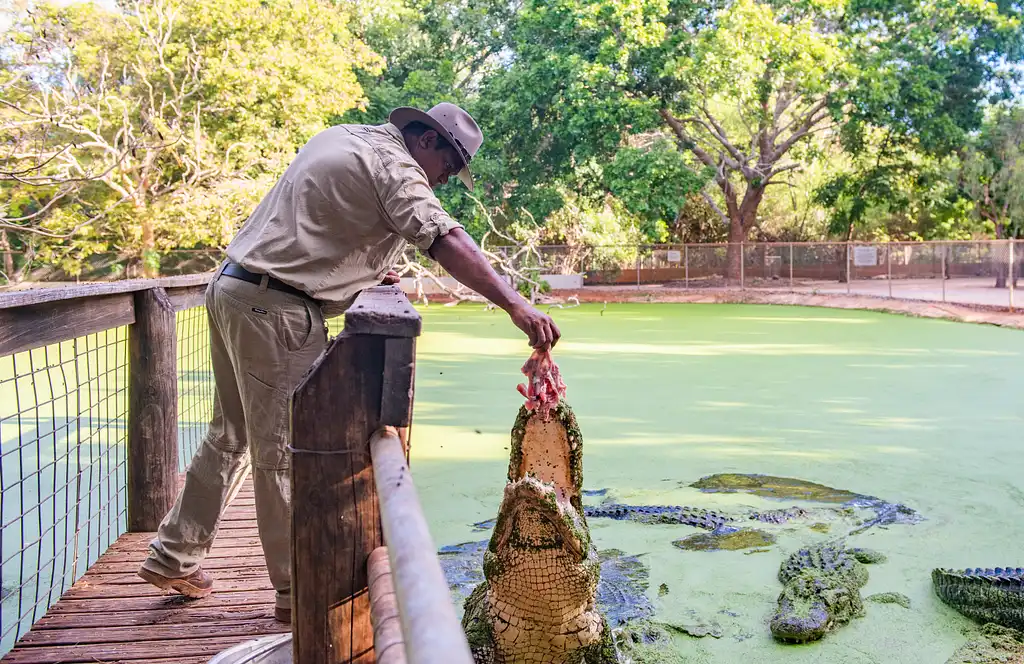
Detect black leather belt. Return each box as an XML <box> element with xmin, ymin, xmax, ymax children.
<box><xmin>221</xmin><ymin>262</ymin><xmax>309</xmax><ymax>299</ymax></box>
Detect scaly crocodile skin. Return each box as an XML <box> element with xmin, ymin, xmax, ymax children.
<box><xmin>460</xmin><ymin>399</ymin><xmax>616</xmax><ymax>664</ymax></box>
<box><xmin>769</xmin><ymin>541</ymin><xmax>884</xmax><ymax>644</ymax></box>
<box><xmin>932</xmin><ymin>567</ymin><xmax>1024</xmax><ymax>630</ymax></box>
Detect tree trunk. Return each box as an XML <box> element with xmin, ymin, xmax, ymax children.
<box><xmin>725</xmin><ymin>214</ymin><xmax>744</xmax><ymax>283</ymax></box>
<box><xmin>0</xmin><ymin>230</ymin><xmax>14</xmax><ymax>283</ymax></box>
<box><xmin>723</xmin><ymin>185</ymin><xmax>765</xmax><ymax>282</ymax></box>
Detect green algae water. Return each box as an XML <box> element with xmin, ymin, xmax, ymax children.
<box><xmin>408</xmin><ymin>303</ymin><xmax>1024</xmax><ymax>664</ymax></box>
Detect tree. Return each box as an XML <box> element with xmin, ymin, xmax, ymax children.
<box><xmin>959</xmin><ymin>104</ymin><xmax>1024</xmax><ymax>287</ymax></box>
<box><xmin>813</xmin><ymin>0</ymin><xmax>1023</xmax><ymax>277</ymax></box>
<box><xmin>480</xmin><ymin>0</ymin><xmax>1024</xmax><ymax>279</ymax></box>
<box><xmin>1</xmin><ymin>0</ymin><xmax>381</xmax><ymax>279</ymax></box>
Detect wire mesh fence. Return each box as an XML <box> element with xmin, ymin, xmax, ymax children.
<box><xmin>176</xmin><ymin>305</ymin><xmax>215</xmax><ymax>471</ymax></box>
<box><xmin>420</xmin><ymin>240</ymin><xmax>1020</xmax><ymax>310</ymax></box>
<box><xmin>0</xmin><ymin>300</ymin><xmax>214</xmax><ymax>656</ymax></box>
<box><xmin>1</xmin><ymin>329</ymin><xmax>129</xmax><ymax>654</ymax></box>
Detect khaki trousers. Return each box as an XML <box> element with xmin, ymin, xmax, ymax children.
<box><xmin>142</xmin><ymin>262</ymin><xmax>327</xmax><ymax>610</ymax></box>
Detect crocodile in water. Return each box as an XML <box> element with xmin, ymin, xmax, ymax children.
<box><xmin>460</xmin><ymin>350</ymin><xmax>617</xmax><ymax>664</ymax></box>
<box><xmin>769</xmin><ymin>540</ymin><xmax>886</xmax><ymax>643</ymax></box>
<box><xmin>932</xmin><ymin>567</ymin><xmax>1024</xmax><ymax>631</ymax></box>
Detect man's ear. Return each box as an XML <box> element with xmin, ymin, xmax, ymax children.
<box><xmin>419</xmin><ymin>129</ymin><xmax>439</xmax><ymax>150</ymax></box>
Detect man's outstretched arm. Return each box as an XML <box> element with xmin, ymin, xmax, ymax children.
<box><xmin>427</xmin><ymin>228</ymin><xmax>561</xmax><ymax>350</ymax></box>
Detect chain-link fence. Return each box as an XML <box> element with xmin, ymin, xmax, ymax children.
<box><xmin>3</xmin><ymin>241</ymin><xmax>1020</xmax><ymax>310</ymax></box>
<box><xmin>444</xmin><ymin>240</ymin><xmax>1020</xmax><ymax>310</ymax></box>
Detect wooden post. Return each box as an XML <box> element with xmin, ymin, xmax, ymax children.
<box><xmin>127</xmin><ymin>287</ymin><xmax>179</xmax><ymax>532</ymax></box>
<box><xmin>684</xmin><ymin>244</ymin><xmax>689</xmax><ymax>288</ymax></box>
<box><xmin>290</xmin><ymin>286</ymin><xmax>421</xmax><ymax>664</ymax></box>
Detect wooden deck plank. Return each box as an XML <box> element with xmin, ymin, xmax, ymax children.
<box><xmin>45</xmin><ymin>590</ymin><xmax>277</xmax><ymax>614</ymax></box>
<box><xmin>2</xmin><ymin>634</ymin><xmax>280</xmax><ymax>663</ymax></box>
<box><xmin>89</xmin><ymin>557</ymin><xmax>267</xmax><ymax>575</ymax></box>
<box><xmin>33</xmin><ymin>605</ymin><xmax>277</xmax><ymax>630</ymax></box>
<box><xmin>16</xmin><ymin>618</ymin><xmax>287</xmax><ymax>646</ymax></box>
<box><xmin>64</xmin><ymin>576</ymin><xmax>273</xmax><ymax>599</ymax></box>
<box><xmin>87</xmin><ymin>546</ymin><xmax>264</xmax><ymax>564</ymax></box>
<box><xmin>0</xmin><ymin>478</ymin><xmax>287</xmax><ymax>664</ymax></box>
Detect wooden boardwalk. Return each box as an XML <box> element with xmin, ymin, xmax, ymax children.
<box><xmin>1</xmin><ymin>479</ymin><xmax>288</xmax><ymax>664</ymax></box>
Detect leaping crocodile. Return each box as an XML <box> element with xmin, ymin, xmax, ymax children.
<box><xmin>460</xmin><ymin>353</ymin><xmax>616</xmax><ymax>664</ymax></box>
<box><xmin>932</xmin><ymin>567</ymin><xmax>1024</xmax><ymax>631</ymax></box>
<box><xmin>769</xmin><ymin>541</ymin><xmax>886</xmax><ymax>644</ymax></box>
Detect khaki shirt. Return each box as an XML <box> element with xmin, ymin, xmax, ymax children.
<box><xmin>226</xmin><ymin>122</ymin><xmax>463</xmax><ymax>318</ymax></box>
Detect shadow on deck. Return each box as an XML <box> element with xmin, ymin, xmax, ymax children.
<box><xmin>0</xmin><ymin>478</ymin><xmax>286</xmax><ymax>664</ymax></box>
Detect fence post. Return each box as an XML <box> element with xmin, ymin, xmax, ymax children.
<box><xmin>941</xmin><ymin>243</ymin><xmax>946</xmax><ymax>302</ymax></box>
<box><xmin>684</xmin><ymin>244</ymin><xmax>689</xmax><ymax>289</ymax></box>
<box><xmin>1010</xmin><ymin>240</ymin><xmax>1016</xmax><ymax>312</ymax></box>
<box><xmin>290</xmin><ymin>286</ymin><xmax>421</xmax><ymax>664</ymax></box>
<box><xmin>846</xmin><ymin>242</ymin><xmax>852</xmax><ymax>294</ymax></box>
<box><xmin>127</xmin><ymin>287</ymin><xmax>179</xmax><ymax>532</ymax></box>
<box><xmin>789</xmin><ymin>243</ymin><xmax>794</xmax><ymax>289</ymax></box>
<box><xmin>887</xmin><ymin>243</ymin><xmax>893</xmax><ymax>298</ymax></box>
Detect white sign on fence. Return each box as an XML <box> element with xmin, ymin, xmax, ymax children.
<box><xmin>666</xmin><ymin>250</ymin><xmax>682</xmax><ymax>263</ymax></box>
<box><xmin>853</xmin><ymin>245</ymin><xmax>878</xmax><ymax>267</ymax></box>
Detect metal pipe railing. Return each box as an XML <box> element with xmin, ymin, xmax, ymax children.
<box><xmin>369</xmin><ymin>427</ymin><xmax>474</xmax><ymax>664</ymax></box>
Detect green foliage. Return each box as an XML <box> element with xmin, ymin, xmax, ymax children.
<box><xmin>542</xmin><ymin>193</ymin><xmax>644</xmax><ymax>270</ymax></box>
<box><xmin>603</xmin><ymin>140</ymin><xmax>713</xmax><ymax>241</ymax></box>
<box><xmin>958</xmin><ymin>104</ymin><xmax>1024</xmax><ymax>238</ymax></box>
<box><xmin>3</xmin><ymin>0</ymin><xmax>1023</xmax><ymax>282</ymax></box>
<box><xmin>1</xmin><ymin>0</ymin><xmax>380</xmax><ymax>277</ymax></box>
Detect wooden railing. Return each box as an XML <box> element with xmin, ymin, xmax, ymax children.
<box><xmin>0</xmin><ymin>276</ymin><xmax>472</xmax><ymax>662</ymax></box>
<box><xmin>0</xmin><ymin>274</ymin><xmax>214</xmax><ymax>653</ymax></box>
<box><xmin>289</xmin><ymin>285</ymin><xmax>473</xmax><ymax>664</ymax></box>
<box><xmin>0</xmin><ymin>275</ymin><xmax>211</xmax><ymax>532</ymax></box>
<box><xmin>0</xmin><ymin>276</ymin><xmax>471</xmax><ymax>664</ymax></box>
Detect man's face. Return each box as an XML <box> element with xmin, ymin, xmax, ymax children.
<box><xmin>410</xmin><ymin>130</ymin><xmax>465</xmax><ymax>188</ymax></box>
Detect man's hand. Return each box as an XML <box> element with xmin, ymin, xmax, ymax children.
<box><xmin>509</xmin><ymin>303</ymin><xmax>561</xmax><ymax>351</ymax></box>
<box><xmin>381</xmin><ymin>270</ymin><xmax>401</xmax><ymax>285</ymax></box>
<box><xmin>428</xmin><ymin>228</ymin><xmax>565</xmax><ymax>350</ymax></box>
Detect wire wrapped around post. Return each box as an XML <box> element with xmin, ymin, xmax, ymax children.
<box><xmin>369</xmin><ymin>547</ymin><xmax>407</xmax><ymax>664</ymax></box>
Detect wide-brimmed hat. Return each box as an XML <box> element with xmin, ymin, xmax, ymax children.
<box><xmin>389</xmin><ymin>102</ymin><xmax>483</xmax><ymax>190</ymax></box>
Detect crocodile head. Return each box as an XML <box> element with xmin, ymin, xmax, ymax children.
<box><xmin>770</xmin><ymin>542</ymin><xmax>870</xmax><ymax>644</ymax></box>
<box><xmin>487</xmin><ymin>475</ymin><xmax>590</xmax><ymax>564</ymax></box>
<box><xmin>770</xmin><ymin>568</ymin><xmax>865</xmax><ymax>643</ymax></box>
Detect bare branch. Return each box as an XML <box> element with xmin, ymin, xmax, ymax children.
<box><xmin>701</xmin><ymin>189</ymin><xmax>730</xmax><ymax>224</ymax></box>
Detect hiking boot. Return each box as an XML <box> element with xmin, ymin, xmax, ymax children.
<box><xmin>137</xmin><ymin>566</ymin><xmax>214</xmax><ymax>599</ymax></box>
<box><xmin>274</xmin><ymin>606</ymin><xmax>291</xmax><ymax>623</ymax></box>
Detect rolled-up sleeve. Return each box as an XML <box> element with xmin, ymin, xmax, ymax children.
<box><xmin>374</xmin><ymin>157</ymin><xmax>464</xmax><ymax>253</ymax></box>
